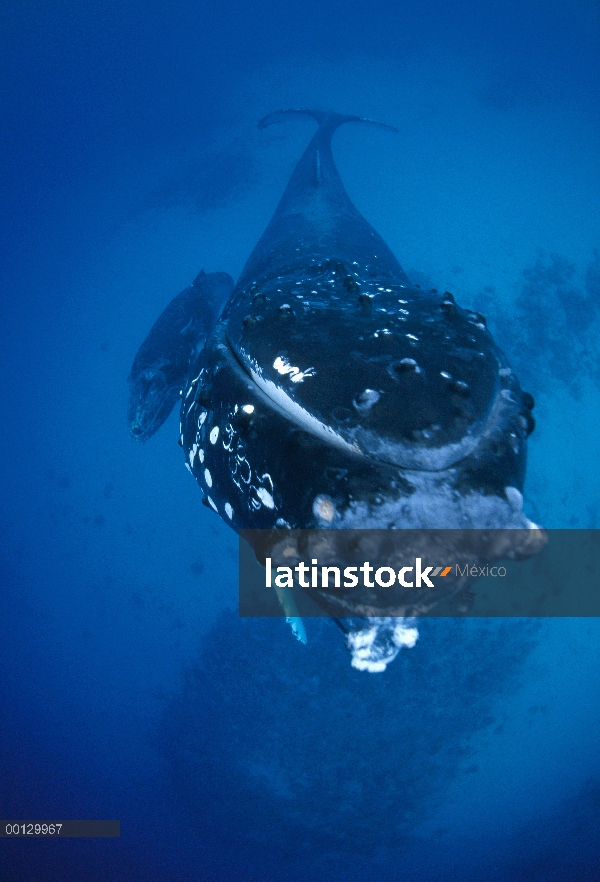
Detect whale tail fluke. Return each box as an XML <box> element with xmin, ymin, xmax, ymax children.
<box><xmin>258</xmin><ymin>108</ymin><xmax>398</xmax><ymax>136</ymax></box>
<box><xmin>235</xmin><ymin>108</ymin><xmax>407</xmax><ymax>289</ymax></box>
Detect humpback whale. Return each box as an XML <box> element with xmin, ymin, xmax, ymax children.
<box><xmin>129</xmin><ymin>110</ymin><xmax>540</xmax><ymax>670</ymax></box>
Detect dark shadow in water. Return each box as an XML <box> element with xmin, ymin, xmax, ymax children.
<box><xmin>146</xmin><ymin>144</ymin><xmax>255</xmax><ymax>213</ymax></box>
<box><xmin>508</xmin><ymin>777</ymin><xmax>600</xmax><ymax>881</ymax></box>
<box><xmin>159</xmin><ymin>614</ymin><xmax>539</xmax><ymax>874</ymax></box>
<box><xmin>474</xmin><ymin>252</ymin><xmax>600</xmax><ymax>399</ymax></box>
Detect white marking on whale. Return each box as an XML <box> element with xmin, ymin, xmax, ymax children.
<box><xmin>242</xmin><ymin>351</ymin><xmax>361</xmax><ymax>455</ymax></box>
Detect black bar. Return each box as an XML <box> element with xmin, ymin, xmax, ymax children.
<box><xmin>239</xmin><ymin>529</ymin><xmax>600</xmax><ymax>618</ymax></box>
<box><xmin>0</xmin><ymin>821</ymin><xmax>120</xmax><ymax>838</ymax></box>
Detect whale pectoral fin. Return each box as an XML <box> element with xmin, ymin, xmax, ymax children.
<box><xmin>272</xmin><ymin>582</ymin><xmax>307</xmax><ymax>644</ymax></box>
<box><xmin>128</xmin><ymin>270</ymin><xmax>234</xmax><ymax>441</ymax></box>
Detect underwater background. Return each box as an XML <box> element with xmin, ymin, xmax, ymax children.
<box><xmin>1</xmin><ymin>1</ymin><xmax>599</xmax><ymax>879</ymax></box>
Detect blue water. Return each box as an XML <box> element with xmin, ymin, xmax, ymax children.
<box><xmin>1</xmin><ymin>1</ymin><xmax>599</xmax><ymax>879</ymax></box>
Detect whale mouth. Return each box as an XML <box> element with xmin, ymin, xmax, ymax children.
<box><xmin>214</xmin><ymin>332</ymin><xmax>362</xmax><ymax>457</ymax></box>
<box><xmin>240</xmin><ymin>350</ymin><xmax>484</xmax><ymax>470</ymax></box>
<box><xmin>183</xmin><ymin>323</ymin><xmax>531</xmax><ymax>539</ymax></box>
<box><xmin>219</xmin><ymin>328</ymin><xmax>512</xmax><ymax>475</ymax></box>
<box><xmin>224</xmin><ymin>273</ymin><xmax>515</xmax><ymax>472</ymax></box>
